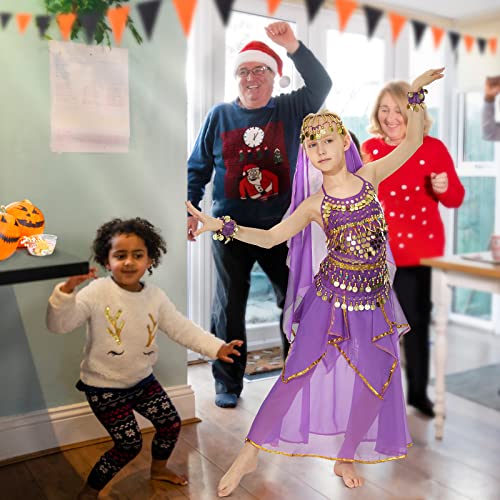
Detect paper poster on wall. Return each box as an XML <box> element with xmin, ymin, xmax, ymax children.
<box><xmin>49</xmin><ymin>41</ymin><xmax>130</xmax><ymax>153</ymax></box>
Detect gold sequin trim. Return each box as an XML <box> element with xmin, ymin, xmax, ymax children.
<box><xmin>105</xmin><ymin>306</ymin><xmax>124</xmax><ymax>345</ymax></box>
<box><xmin>246</xmin><ymin>438</ymin><xmax>411</xmax><ymax>464</ymax></box>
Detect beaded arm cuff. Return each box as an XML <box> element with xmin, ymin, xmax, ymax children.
<box><xmin>407</xmin><ymin>87</ymin><xmax>427</xmax><ymax>111</ymax></box>
<box><xmin>213</xmin><ymin>215</ymin><xmax>239</xmax><ymax>244</ymax></box>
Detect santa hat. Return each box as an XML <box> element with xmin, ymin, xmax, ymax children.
<box><xmin>234</xmin><ymin>41</ymin><xmax>291</xmax><ymax>88</ymax></box>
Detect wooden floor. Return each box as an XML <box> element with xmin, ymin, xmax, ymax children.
<box><xmin>2</xmin><ymin>323</ymin><xmax>500</xmax><ymax>499</ymax></box>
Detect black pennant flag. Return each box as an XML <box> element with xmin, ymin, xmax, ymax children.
<box><xmin>1</xmin><ymin>13</ymin><xmax>12</xmax><ymax>29</ymax></box>
<box><xmin>214</xmin><ymin>0</ymin><xmax>235</xmax><ymax>26</ymax></box>
<box><xmin>80</xmin><ymin>12</ymin><xmax>100</xmax><ymax>44</ymax></box>
<box><xmin>411</xmin><ymin>20</ymin><xmax>427</xmax><ymax>48</ymax></box>
<box><xmin>304</xmin><ymin>0</ymin><xmax>324</xmax><ymax>23</ymax></box>
<box><xmin>363</xmin><ymin>6</ymin><xmax>383</xmax><ymax>39</ymax></box>
<box><xmin>137</xmin><ymin>0</ymin><xmax>161</xmax><ymax>40</ymax></box>
<box><xmin>477</xmin><ymin>37</ymin><xmax>486</xmax><ymax>54</ymax></box>
<box><xmin>448</xmin><ymin>31</ymin><xmax>461</xmax><ymax>52</ymax></box>
<box><xmin>35</xmin><ymin>15</ymin><xmax>51</xmax><ymax>38</ymax></box>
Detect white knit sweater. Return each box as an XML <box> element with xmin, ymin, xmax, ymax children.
<box><xmin>46</xmin><ymin>277</ymin><xmax>224</xmax><ymax>389</ymax></box>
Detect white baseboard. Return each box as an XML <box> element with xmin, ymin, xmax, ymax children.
<box><xmin>0</xmin><ymin>384</ymin><xmax>195</xmax><ymax>462</ymax></box>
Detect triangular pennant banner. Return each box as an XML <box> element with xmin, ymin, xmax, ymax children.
<box><xmin>57</xmin><ymin>13</ymin><xmax>77</xmax><ymax>41</ymax></box>
<box><xmin>335</xmin><ymin>0</ymin><xmax>357</xmax><ymax>33</ymax></box>
<box><xmin>35</xmin><ymin>15</ymin><xmax>51</xmax><ymax>39</ymax></box>
<box><xmin>448</xmin><ymin>31</ymin><xmax>460</xmax><ymax>52</ymax></box>
<box><xmin>107</xmin><ymin>5</ymin><xmax>130</xmax><ymax>45</ymax></box>
<box><xmin>214</xmin><ymin>0</ymin><xmax>235</xmax><ymax>26</ymax></box>
<box><xmin>16</xmin><ymin>13</ymin><xmax>32</xmax><ymax>34</ymax></box>
<box><xmin>477</xmin><ymin>38</ymin><xmax>486</xmax><ymax>54</ymax></box>
<box><xmin>463</xmin><ymin>34</ymin><xmax>474</xmax><ymax>53</ymax></box>
<box><xmin>80</xmin><ymin>12</ymin><xmax>100</xmax><ymax>44</ymax></box>
<box><xmin>489</xmin><ymin>37</ymin><xmax>497</xmax><ymax>55</ymax></box>
<box><xmin>172</xmin><ymin>0</ymin><xmax>196</xmax><ymax>36</ymax></box>
<box><xmin>431</xmin><ymin>26</ymin><xmax>444</xmax><ymax>49</ymax></box>
<box><xmin>138</xmin><ymin>0</ymin><xmax>162</xmax><ymax>39</ymax></box>
<box><xmin>1</xmin><ymin>13</ymin><xmax>12</xmax><ymax>29</ymax></box>
<box><xmin>304</xmin><ymin>0</ymin><xmax>324</xmax><ymax>22</ymax></box>
<box><xmin>267</xmin><ymin>0</ymin><xmax>282</xmax><ymax>15</ymax></box>
<box><xmin>363</xmin><ymin>6</ymin><xmax>383</xmax><ymax>39</ymax></box>
<box><xmin>410</xmin><ymin>19</ymin><xmax>427</xmax><ymax>48</ymax></box>
<box><xmin>388</xmin><ymin>12</ymin><xmax>406</xmax><ymax>43</ymax></box>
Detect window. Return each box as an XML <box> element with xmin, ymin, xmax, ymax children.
<box><xmin>453</xmin><ymin>91</ymin><xmax>499</xmax><ymax>324</ymax></box>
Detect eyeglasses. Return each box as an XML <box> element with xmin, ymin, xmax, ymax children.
<box><xmin>236</xmin><ymin>66</ymin><xmax>272</xmax><ymax>79</ymax></box>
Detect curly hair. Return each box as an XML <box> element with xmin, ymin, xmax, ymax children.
<box><xmin>92</xmin><ymin>218</ymin><xmax>167</xmax><ymax>275</ymax></box>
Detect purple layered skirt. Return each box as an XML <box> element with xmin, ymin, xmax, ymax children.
<box><xmin>246</xmin><ymin>284</ymin><xmax>411</xmax><ymax>463</ymax></box>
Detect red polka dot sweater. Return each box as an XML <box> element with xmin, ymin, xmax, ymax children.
<box><xmin>361</xmin><ymin>136</ymin><xmax>465</xmax><ymax>267</ymax></box>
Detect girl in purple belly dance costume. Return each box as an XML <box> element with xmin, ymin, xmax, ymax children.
<box><xmin>187</xmin><ymin>68</ymin><xmax>444</xmax><ymax>496</ymax></box>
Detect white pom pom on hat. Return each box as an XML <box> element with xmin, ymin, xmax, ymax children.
<box><xmin>234</xmin><ymin>40</ymin><xmax>291</xmax><ymax>88</ymax></box>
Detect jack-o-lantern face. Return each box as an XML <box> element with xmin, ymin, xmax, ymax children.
<box><xmin>0</xmin><ymin>209</ymin><xmax>21</xmax><ymax>261</ymax></box>
<box><xmin>5</xmin><ymin>199</ymin><xmax>45</xmax><ymax>241</ymax></box>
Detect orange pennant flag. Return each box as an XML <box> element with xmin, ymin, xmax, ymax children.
<box><xmin>173</xmin><ymin>0</ymin><xmax>197</xmax><ymax>36</ymax></box>
<box><xmin>489</xmin><ymin>37</ymin><xmax>498</xmax><ymax>55</ymax></box>
<box><xmin>335</xmin><ymin>0</ymin><xmax>357</xmax><ymax>33</ymax></box>
<box><xmin>463</xmin><ymin>34</ymin><xmax>474</xmax><ymax>53</ymax></box>
<box><xmin>107</xmin><ymin>5</ymin><xmax>130</xmax><ymax>45</ymax></box>
<box><xmin>388</xmin><ymin>12</ymin><xmax>406</xmax><ymax>43</ymax></box>
<box><xmin>57</xmin><ymin>13</ymin><xmax>77</xmax><ymax>41</ymax></box>
<box><xmin>268</xmin><ymin>0</ymin><xmax>282</xmax><ymax>15</ymax></box>
<box><xmin>16</xmin><ymin>13</ymin><xmax>32</xmax><ymax>34</ymax></box>
<box><xmin>431</xmin><ymin>26</ymin><xmax>445</xmax><ymax>49</ymax></box>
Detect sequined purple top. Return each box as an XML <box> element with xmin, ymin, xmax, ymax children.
<box><xmin>315</xmin><ymin>176</ymin><xmax>390</xmax><ymax>312</ymax></box>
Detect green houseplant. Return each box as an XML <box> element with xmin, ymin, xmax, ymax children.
<box><xmin>44</xmin><ymin>0</ymin><xmax>143</xmax><ymax>45</ymax></box>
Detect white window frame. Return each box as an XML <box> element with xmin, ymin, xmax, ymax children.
<box><xmin>449</xmin><ymin>90</ymin><xmax>500</xmax><ymax>334</ymax></box>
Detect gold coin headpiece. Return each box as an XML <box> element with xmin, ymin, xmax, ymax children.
<box><xmin>300</xmin><ymin>111</ymin><xmax>346</xmax><ymax>143</ymax></box>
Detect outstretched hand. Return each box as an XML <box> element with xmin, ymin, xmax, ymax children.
<box><xmin>60</xmin><ymin>267</ymin><xmax>98</xmax><ymax>294</ymax></box>
<box><xmin>265</xmin><ymin>21</ymin><xmax>299</xmax><ymax>54</ymax></box>
<box><xmin>185</xmin><ymin>201</ymin><xmax>223</xmax><ymax>238</ymax></box>
<box><xmin>485</xmin><ymin>76</ymin><xmax>500</xmax><ymax>102</ymax></box>
<box><xmin>217</xmin><ymin>340</ymin><xmax>244</xmax><ymax>363</ymax></box>
<box><xmin>410</xmin><ymin>67</ymin><xmax>445</xmax><ymax>92</ymax></box>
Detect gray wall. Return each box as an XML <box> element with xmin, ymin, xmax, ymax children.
<box><xmin>0</xmin><ymin>1</ymin><xmax>189</xmax><ymax>416</ymax></box>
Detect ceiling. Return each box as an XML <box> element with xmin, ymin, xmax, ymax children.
<box><xmin>375</xmin><ymin>0</ymin><xmax>500</xmax><ymax>21</ymax></box>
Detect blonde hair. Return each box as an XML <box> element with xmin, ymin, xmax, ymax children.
<box><xmin>300</xmin><ymin>110</ymin><xmax>346</xmax><ymax>143</ymax></box>
<box><xmin>368</xmin><ymin>81</ymin><xmax>433</xmax><ymax>137</ymax></box>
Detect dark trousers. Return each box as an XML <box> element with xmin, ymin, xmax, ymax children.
<box><xmin>393</xmin><ymin>265</ymin><xmax>432</xmax><ymax>402</ymax></box>
<box><xmin>211</xmin><ymin>238</ymin><xmax>290</xmax><ymax>396</ymax></box>
<box><xmin>83</xmin><ymin>377</ymin><xmax>181</xmax><ymax>491</ymax></box>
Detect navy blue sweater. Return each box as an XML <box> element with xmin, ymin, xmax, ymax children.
<box><xmin>187</xmin><ymin>42</ymin><xmax>332</xmax><ymax>229</ymax></box>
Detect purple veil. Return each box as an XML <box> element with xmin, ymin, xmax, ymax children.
<box><xmin>283</xmin><ymin>137</ymin><xmax>396</xmax><ymax>343</ymax></box>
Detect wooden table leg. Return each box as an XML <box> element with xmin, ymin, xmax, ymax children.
<box><xmin>432</xmin><ymin>268</ymin><xmax>451</xmax><ymax>440</ymax></box>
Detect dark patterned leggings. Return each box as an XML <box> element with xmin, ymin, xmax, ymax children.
<box><xmin>83</xmin><ymin>376</ymin><xmax>181</xmax><ymax>491</ymax></box>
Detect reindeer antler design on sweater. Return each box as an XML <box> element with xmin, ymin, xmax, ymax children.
<box><xmin>105</xmin><ymin>307</ymin><xmax>125</xmax><ymax>345</ymax></box>
<box><xmin>146</xmin><ymin>314</ymin><xmax>158</xmax><ymax>347</ymax></box>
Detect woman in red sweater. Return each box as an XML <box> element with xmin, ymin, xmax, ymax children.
<box><xmin>362</xmin><ymin>81</ymin><xmax>465</xmax><ymax>417</ymax></box>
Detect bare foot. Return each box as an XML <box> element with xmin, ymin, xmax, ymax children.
<box><xmin>334</xmin><ymin>461</ymin><xmax>364</xmax><ymax>488</ymax></box>
<box><xmin>217</xmin><ymin>442</ymin><xmax>259</xmax><ymax>497</ymax></box>
<box><xmin>77</xmin><ymin>483</ymin><xmax>100</xmax><ymax>499</ymax></box>
<box><xmin>151</xmin><ymin>464</ymin><xmax>188</xmax><ymax>486</ymax></box>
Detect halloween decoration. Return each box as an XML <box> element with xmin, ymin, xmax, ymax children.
<box><xmin>5</xmin><ymin>199</ymin><xmax>45</xmax><ymax>243</ymax></box>
<box><xmin>0</xmin><ymin>206</ymin><xmax>21</xmax><ymax>261</ymax></box>
<box><xmin>43</xmin><ymin>0</ymin><xmax>143</xmax><ymax>46</ymax></box>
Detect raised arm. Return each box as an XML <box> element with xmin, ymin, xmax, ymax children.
<box><xmin>186</xmin><ymin>196</ymin><xmax>320</xmax><ymax>249</ymax></box>
<box><xmin>359</xmin><ymin>68</ymin><xmax>444</xmax><ymax>189</ymax></box>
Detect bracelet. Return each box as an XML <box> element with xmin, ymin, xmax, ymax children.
<box><xmin>213</xmin><ymin>215</ymin><xmax>238</xmax><ymax>244</ymax></box>
<box><xmin>407</xmin><ymin>87</ymin><xmax>427</xmax><ymax>111</ymax></box>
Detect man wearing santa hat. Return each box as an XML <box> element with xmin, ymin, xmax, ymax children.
<box><xmin>187</xmin><ymin>21</ymin><xmax>331</xmax><ymax>408</ymax></box>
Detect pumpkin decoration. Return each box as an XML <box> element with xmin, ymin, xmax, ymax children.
<box><xmin>5</xmin><ymin>199</ymin><xmax>45</xmax><ymax>245</ymax></box>
<box><xmin>0</xmin><ymin>206</ymin><xmax>21</xmax><ymax>261</ymax></box>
